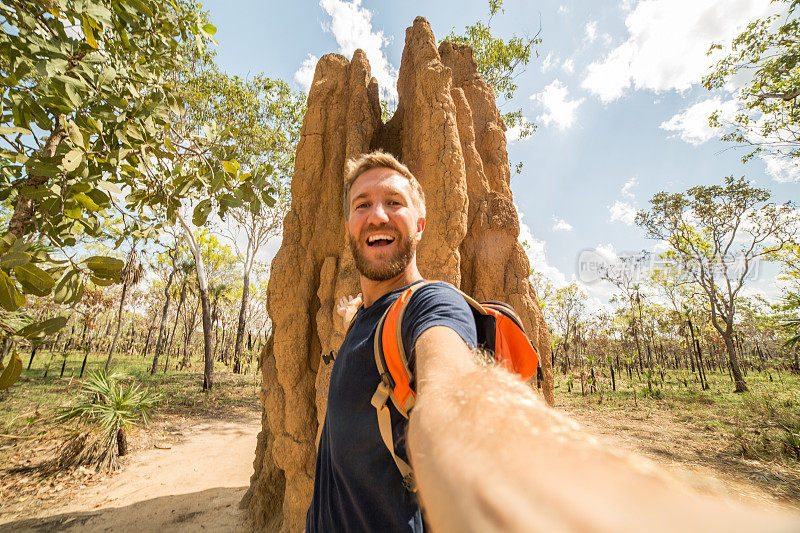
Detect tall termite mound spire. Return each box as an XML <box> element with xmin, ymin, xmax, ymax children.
<box><xmin>242</xmin><ymin>17</ymin><xmax>554</xmax><ymax>532</ymax></box>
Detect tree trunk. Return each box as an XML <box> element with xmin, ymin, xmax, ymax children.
<box><xmin>164</xmin><ymin>277</ymin><xmax>188</xmax><ymax>373</ymax></box>
<box><xmin>176</xmin><ymin>211</ymin><xmax>214</xmax><ymax>391</ymax></box>
<box><xmin>117</xmin><ymin>427</ymin><xmax>128</xmax><ymax>457</ymax></box>
<box><xmin>200</xmin><ymin>285</ymin><xmax>214</xmax><ymax>390</ymax></box>
<box><xmin>105</xmin><ymin>279</ymin><xmax>129</xmax><ymax>371</ymax></box>
<box><xmin>233</xmin><ymin>270</ymin><xmax>251</xmax><ymax>374</ymax></box>
<box><xmin>150</xmin><ymin>268</ymin><xmax>176</xmax><ymax>374</ymax></box>
<box><xmin>141</xmin><ymin>325</ymin><xmax>154</xmax><ymax>359</ymax></box>
<box><xmin>723</xmin><ymin>330</ymin><xmax>748</xmax><ymax>392</ymax></box>
<box><xmin>8</xmin><ymin>122</ymin><xmax>67</xmax><ymax>238</ymax></box>
<box><xmin>181</xmin><ymin>301</ymin><xmax>200</xmax><ymax>369</ymax></box>
<box><xmin>27</xmin><ymin>344</ymin><xmax>38</xmax><ymax>370</ymax></box>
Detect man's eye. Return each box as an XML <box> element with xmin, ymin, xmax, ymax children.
<box><xmin>356</xmin><ymin>202</ymin><xmax>369</xmax><ymax>209</ymax></box>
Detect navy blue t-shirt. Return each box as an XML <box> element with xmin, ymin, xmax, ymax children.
<box><xmin>306</xmin><ymin>281</ymin><xmax>477</xmax><ymax>532</ymax></box>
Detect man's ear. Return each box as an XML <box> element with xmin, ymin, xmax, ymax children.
<box><xmin>415</xmin><ymin>215</ymin><xmax>425</xmax><ymax>242</ymax></box>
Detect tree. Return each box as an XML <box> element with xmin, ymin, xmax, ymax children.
<box><xmin>444</xmin><ymin>0</ymin><xmax>541</xmax><ymax>140</ymax></box>
<box><xmin>105</xmin><ymin>246</ymin><xmax>144</xmax><ymax>369</ymax></box>
<box><xmin>636</xmin><ymin>176</ymin><xmax>798</xmax><ymax>392</ymax></box>
<box><xmin>0</xmin><ymin>0</ymin><xmax>222</xmax><ymax>388</ymax></box>
<box><xmin>550</xmin><ymin>283</ymin><xmax>586</xmax><ymax>374</ymax></box>
<box><xmin>192</xmin><ymin>73</ymin><xmax>303</xmax><ymax>374</ymax></box>
<box><xmin>704</xmin><ymin>0</ymin><xmax>800</xmax><ymax>163</ymax></box>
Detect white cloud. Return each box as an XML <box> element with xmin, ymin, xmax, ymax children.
<box><xmin>621</xmin><ymin>176</ymin><xmax>638</xmax><ymax>199</ymax></box>
<box><xmin>761</xmin><ymin>153</ymin><xmax>800</xmax><ymax>183</ymax></box>
<box><xmin>518</xmin><ymin>210</ymin><xmax>569</xmax><ymax>287</ymax></box>
<box><xmin>294</xmin><ymin>54</ymin><xmax>318</xmax><ymax>94</ymax></box>
<box><xmin>552</xmin><ymin>216</ymin><xmax>574</xmax><ymax>232</ymax></box>
<box><xmin>584</xmin><ymin>21</ymin><xmax>598</xmax><ymax>42</ymax></box>
<box><xmin>318</xmin><ymin>0</ymin><xmax>398</xmax><ymax>102</ymax></box>
<box><xmin>558</xmin><ymin>5</ymin><xmax>569</xmax><ymax>15</ymax></box>
<box><xmin>531</xmin><ymin>79</ymin><xmax>584</xmax><ymax>130</ymax></box>
<box><xmin>540</xmin><ymin>52</ymin><xmax>554</xmax><ymax>73</ymax></box>
<box><xmin>608</xmin><ymin>200</ymin><xmax>637</xmax><ymax>225</ymax></box>
<box><xmin>582</xmin><ymin>0</ymin><xmax>774</xmax><ymax>103</ymax></box>
<box><xmin>561</xmin><ymin>58</ymin><xmax>575</xmax><ymax>74</ymax></box>
<box><xmin>660</xmin><ymin>96</ymin><xmax>738</xmax><ymax>145</ymax></box>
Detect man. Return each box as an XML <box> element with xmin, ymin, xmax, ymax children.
<box><xmin>306</xmin><ymin>150</ymin><xmax>475</xmax><ymax>531</ymax></box>
<box><xmin>306</xmin><ymin>151</ymin><xmax>792</xmax><ymax>533</ymax></box>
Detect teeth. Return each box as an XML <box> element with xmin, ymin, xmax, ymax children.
<box><xmin>367</xmin><ymin>234</ymin><xmax>394</xmax><ymax>243</ymax></box>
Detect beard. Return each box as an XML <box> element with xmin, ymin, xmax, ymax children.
<box><xmin>349</xmin><ymin>225</ymin><xmax>417</xmax><ymax>281</ymax></box>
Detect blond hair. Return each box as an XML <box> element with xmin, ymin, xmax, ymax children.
<box><xmin>342</xmin><ymin>151</ymin><xmax>426</xmax><ymax>217</ymax></box>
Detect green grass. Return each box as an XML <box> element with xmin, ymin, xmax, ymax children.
<box><xmin>0</xmin><ymin>347</ymin><xmax>261</xmax><ymax>438</ymax></box>
<box><xmin>554</xmin><ymin>367</ymin><xmax>800</xmax><ymax>464</ymax></box>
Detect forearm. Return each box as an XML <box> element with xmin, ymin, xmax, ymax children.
<box><xmin>408</xmin><ymin>329</ymin><xmax>793</xmax><ymax>532</ymax></box>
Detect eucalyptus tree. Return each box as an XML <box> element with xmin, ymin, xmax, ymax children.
<box><xmin>637</xmin><ymin>176</ymin><xmax>798</xmax><ymax>392</ymax></box>
<box><xmin>150</xmin><ymin>246</ymin><xmax>180</xmax><ymax>375</ymax></box>
<box><xmin>163</xmin><ymin>259</ymin><xmax>194</xmax><ymax>373</ymax></box>
<box><xmin>704</xmin><ymin>0</ymin><xmax>800</xmax><ymax>162</ymax></box>
<box><xmin>105</xmin><ymin>246</ymin><xmax>144</xmax><ymax>369</ymax></box>
<box><xmin>0</xmin><ymin>0</ymin><xmax>227</xmax><ymax>388</ymax></box>
<box><xmin>195</xmin><ymin>75</ymin><xmax>304</xmax><ymax>374</ymax></box>
<box><xmin>550</xmin><ymin>283</ymin><xmax>586</xmax><ymax>374</ymax></box>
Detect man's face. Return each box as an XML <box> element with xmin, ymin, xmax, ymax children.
<box><xmin>346</xmin><ymin>167</ymin><xmax>425</xmax><ymax>281</ymax></box>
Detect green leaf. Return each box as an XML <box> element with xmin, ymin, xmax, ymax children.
<box><xmin>17</xmin><ymin>316</ymin><xmax>67</xmax><ymax>340</ymax></box>
<box><xmin>97</xmin><ymin>66</ymin><xmax>117</xmax><ymax>88</ymax></box>
<box><xmin>0</xmin><ymin>126</ymin><xmax>32</xmax><ymax>135</ymax></box>
<box><xmin>83</xmin><ymin>256</ymin><xmax>123</xmax><ymax>281</ymax></box>
<box><xmin>64</xmin><ymin>205</ymin><xmax>82</xmax><ymax>219</ymax></box>
<box><xmin>90</xmin><ymin>275</ymin><xmax>116</xmax><ymax>286</ymax></box>
<box><xmin>82</xmin><ymin>16</ymin><xmax>99</xmax><ymax>49</ymax></box>
<box><xmin>98</xmin><ymin>181</ymin><xmax>122</xmax><ymax>194</ymax></box>
<box><xmin>0</xmin><ymin>233</ymin><xmax>17</xmax><ymax>255</ymax></box>
<box><xmin>14</xmin><ymin>263</ymin><xmax>55</xmax><ymax>297</ymax></box>
<box><xmin>222</xmin><ymin>159</ymin><xmax>240</xmax><ymax>174</ymax></box>
<box><xmin>192</xmin><ymin>199</ymin><xmax>212</xmax><ymax>226</ymax></box>
<box><xmin>62</xmin><ymin>149</ymin><xmax>83</xmax><ymax>172</ymax></box>
<box><xmin>74</xmin><ymin>192</ymin><xmax>100</xmax><ymax>211</ymax></box>
<box><xmin>0</xmin><ymin>351</ymin><xmax>22</xmax><ymax>389</ymax></box>
<box><xmin>262</xmin><ymin>190</ymin><xmax>276</xmax><ymax>208</ymax></box>
<box><xmin>69</xmin><ymin>125</ymin><xmax>85</xmax><ymax>149</ymax></box>
<box><xmin>0</xmin><ymin>269</ymin><xmax>26</xmax><ymax>311</ymax></box>
<box><xmin>53</xmin><ymin>270</ymin><xmax>80</xmax><ymax>304</ymax></box>
<box><xmin>0</xmin><ymin>251</ymin><xmax>31</xmax><ymax>269</ymax></box>
<box><xmin>202</xmin><ymin>23</ymin><xmax>217</xmax><ymax>35</ymax></box>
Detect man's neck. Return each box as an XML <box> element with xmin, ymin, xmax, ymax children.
<box><xmin>360</xmin><ymin>264</ymin><xmax>423</xmax><ymax>308</ymax></box>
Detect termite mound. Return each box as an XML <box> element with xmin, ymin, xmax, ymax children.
<box><xmin>241</xmin><ymin>16</ymin><xmax>554</xmax><ymax>532</ymax></box>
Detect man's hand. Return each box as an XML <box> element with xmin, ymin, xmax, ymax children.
<box><xmin>336</xmin><ymin>293</ymin><xmax>362</xmax><ymax>330</ymax></box>
<box><xmin>407</xmin><ymin>327</ymin><xmax>794</xmax><ymax>533</ymax></box>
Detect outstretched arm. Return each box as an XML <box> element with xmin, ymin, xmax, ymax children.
<box><xmin>407</xmin><ymin>326</ymin><xmax>793</xmax><ymax>532</ymax></box>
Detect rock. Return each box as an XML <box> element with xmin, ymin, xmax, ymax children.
<box><xmin>243</xmin><ymin>17</ymin><xmax>553</xmax><ymax>532</ymax></box>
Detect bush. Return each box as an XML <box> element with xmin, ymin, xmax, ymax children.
<box><xmin>55</xmin><ymin>370</ymin><xmax>159</xmax><ymax>471</ymax></box>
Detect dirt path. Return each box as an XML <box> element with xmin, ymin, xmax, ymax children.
<box><xmin>4</xmin><ymin>415</ymin><xmax>261</xmax><ymax>532</ymax></box>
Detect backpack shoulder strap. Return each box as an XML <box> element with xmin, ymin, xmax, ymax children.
<box><xmin>372</xmin><ymin>280</ymin><xmax>434</xmax><ymax>416</ymax></box>
<box><xmin>370</xmin><ymin>280</ymin><xmax>435</xmax><ymax>493</ymax></box>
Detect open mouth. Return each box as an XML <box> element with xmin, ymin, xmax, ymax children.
<box><xmin>365</xmin><ymin>233</ymin><xmax>396</xmax><ymax>248</ymax></box>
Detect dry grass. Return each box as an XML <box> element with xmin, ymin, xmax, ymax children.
<box><xmin>554</xmin><ymin>369</ymin><xmax>800</xmax><ymax>511</ymax></box>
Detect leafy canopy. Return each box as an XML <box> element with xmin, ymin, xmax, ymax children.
<box><xmin>704</xmin><ymin>0</ymin><xmax>800</xmax><ymax>163</ymax></box>
<box><xmin>444</xmin><ymin>0</ymin><xmax>540</xmax><ymax>140</ymax></box>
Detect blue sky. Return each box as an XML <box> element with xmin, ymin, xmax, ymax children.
<box><xmin>202</xmin><ymin>0</ymin><xmax>797</xmax><ymax>307</ymax></box>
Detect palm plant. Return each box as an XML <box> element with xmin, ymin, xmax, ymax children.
<box><xmin>56</xmin><ymin>370</ymin><xmax>159</xmax><ymax>471</ymax></box>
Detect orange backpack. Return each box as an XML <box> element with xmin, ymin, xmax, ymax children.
<box><xmin>368</xmin><ymin>281</ymin><xmax>540</xmax><ymax>492</ymax></box>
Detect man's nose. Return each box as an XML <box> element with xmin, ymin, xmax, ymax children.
<box><xmin>366</xmin><ymin>202</ymin><xmax>390</xmax><ymax>224</ymax></box>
